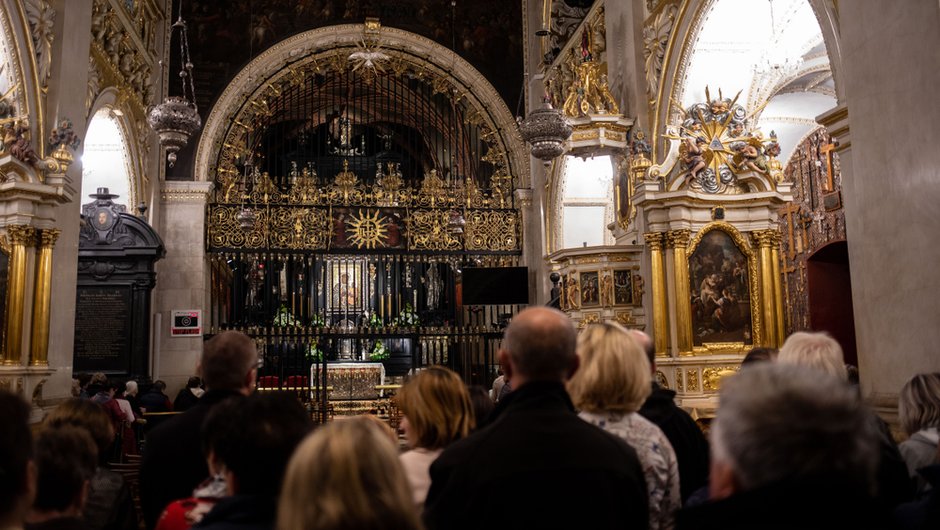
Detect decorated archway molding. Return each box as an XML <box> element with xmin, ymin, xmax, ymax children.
<box><xmin>194</xmin><ymin>23</ymin><xmax>530</xmax><ymax>189</ymax></box>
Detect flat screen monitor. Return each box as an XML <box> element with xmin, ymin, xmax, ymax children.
<box><xmin>462</xmin><ymin>266</ymin><xmax>529</xmax><ymax>305</ymax></box>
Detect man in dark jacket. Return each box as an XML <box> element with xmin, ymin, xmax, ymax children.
<box><xmin>423</xmin><ymin>307</ymin><xmax>649</xmax><ymax>530</ymax></box>
<box><xmin>677</xmin><ymin>363</ymin><xmax>889</xmax><ymax>530</ymax></box>
<box><xmin>634</xmin><ymin>330</ymin><xmax>711</xmax><ymax>502</ymax></box>
<box><xmin>140</xmin><ymin>331</ymin><xmax>259</xmax><ymax>529</ymax></box>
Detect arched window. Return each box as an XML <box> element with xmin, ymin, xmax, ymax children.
<box><xmin>680</xmin><ymin>0</ymin><xmax>836</xmax><ymax>167</ymax></box>
<box><xmin>560</xmin><ymin>155</ymin><xmax>614</xmax><ymax>249</ymax></box>
<box><xmin>81</xmin><ymin>108</ymin><xmax>134</xmax><ymax>206</ymax></box>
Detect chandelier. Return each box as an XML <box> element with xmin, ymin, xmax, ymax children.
<box><xmin>754</xmin><ymin>0</ymin><xmax>803</xmax><ymax>78</ymax></box>
<box><xmin>147</xmin><ymin>2</ymin><xmax>201</xmax><ymax>168</ymax></box>
<box><xmin>517</xmin><ymin>96</ymin><xmax>572</xmax><ymax>166</ymax></box>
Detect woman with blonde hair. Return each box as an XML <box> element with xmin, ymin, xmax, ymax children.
<box><xmin>396</xmin><ymin>366</ymin><xmax>474</xmax><ymax>507</ymax></box>
<box><xmin>277</xmin><ymin>417</ymin><xmax>421</xmax><ymax>530</ymax></box>
<box><xmin>567</xmin><ymin>322</ymin><xmax>680</xmax><ymax>530</ymax></box>
<box><xmin>898</xmin><ymin>372</ymin><xmax>940</xmax><ymax>496</ymax></box>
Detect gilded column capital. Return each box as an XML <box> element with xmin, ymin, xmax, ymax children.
<box><xmin>751</xmin><ymin>229</ymin><xmax>778</xmax><ymax>248</ymax></box>
<box><xmin>644</xmin><ymin>232</ymin><xmax>665</xmax><ymax>251</ymax></box>
<box><xmin>7</xmin><ymin>225</ymin><xmax>36</xmax><ymax>246</ymax></box>
<box><xmin>39</xmin><ymin>229</ymin><xmax>61</xmax><ymax>248</ymax></box>
<box><xmin>666</xmin><ymin>229</ymin><xmax>691</xmax><ymax>249</ymax></box>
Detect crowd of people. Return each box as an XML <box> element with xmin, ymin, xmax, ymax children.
<box><xmin>2</xmin><ymin>307</ymin><xmax>939</xmax><ymax>530</ymax></box>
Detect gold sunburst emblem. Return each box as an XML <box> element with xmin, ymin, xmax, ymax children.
<box><xmin>347</xmin><ymin>209</ymin><xmax>387</xmax><ymax>249</ymax></box>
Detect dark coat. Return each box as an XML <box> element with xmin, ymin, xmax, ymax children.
<box><xmin>895</xmin><ymin>463</ymin><xmax>940</xmax><ymax>530</ymax></box>
<box><xmin>193</xmin><ymin>495</ymin><xmax>275</xmax><ymax>530</ymax></box>
<box><xmin>173</xmin><ymin>388</ymin><xmax>201</xmax><ymax>412</ymax></box>
<box><xmin>676</xmin><ymin>477</ymin><xmax>892</xmax><ymax>530</ymax></box>
<box><xmin>423</xmin><ymin>380</ymin><xmax>649</xmax><ymax>530</ymax></box>
<box><xmin>139</xmin><ymin>391</ymin><xmax>173</xmax><ymax>413</ymax></box>
<box><xmin>639</xmin><ymin>383</ymin><xmax>711</xmax><ymax>502</ymax></box>
<box><xmin>140</xmin><ymin>390</ymin><xmax>241</xmax><ymax>529</ymax></box>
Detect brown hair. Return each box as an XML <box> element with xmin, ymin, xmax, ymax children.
<box><xmin>396</xmin><ymin>366</ymin><xmax>474</xmax><ymax>450</ymax></box>
<box><xmin>567</xmin><ymin>322</ymin><xmax>651</xmax><ymax>414</ymax></box>
<box><xmin>44</xmin><ymin>398</ymin><xmax>114</xmax><ymax>460</ymax></box>
<box><xmin>277</xmin><ymin>417</ymin><xmax>422</xmax><ymax>530</ymax></box>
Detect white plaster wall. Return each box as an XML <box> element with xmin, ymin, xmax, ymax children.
<box><xmin>838</xmin><ymin>0</ymin><xmax>940</xmax><ymax>400</ymax></box>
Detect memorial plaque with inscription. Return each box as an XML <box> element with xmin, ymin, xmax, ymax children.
<box><xmin>74</xmin><ymin>286</ymin><xmax>133</xmax><ymax>372</ymax></box>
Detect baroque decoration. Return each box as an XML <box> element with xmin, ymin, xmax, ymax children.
<box><xmin>659</xmin><ymin>87</ymin><xmax>784</xmax><ymax>194</ymax></box>
<box><xmin>203</xmin><ymin>22</ymin><xmax>523</xmax><ymax>255</ymax></box>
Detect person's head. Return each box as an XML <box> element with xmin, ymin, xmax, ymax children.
<box><xmin>0</xmin><ymin>391</ymin><xmax>35</xmax><ymax>526</ymax></box>
<box><xmin>629</xmin><ymin>329</ymin><xmax>655</xmax><ymax>373</ymax></box>
<box><xmin>124</xmin><ymin>380</ymin><xmax>138</xmax><ymax>397</ymax></box>
<box><xmin>44</xmin><ymin>398</ymin><xmax>114</xmax><ymax>465</ymax></box>
<box><xmin>89</xmin><ymin>373</ymin><xmax>107</xmax><ymax>386</ymax></box>
<box><xmin>396</xmin><ymin>366</ymin><xmax>474</xmax><ymax>450</ymax></box>
<box><xmin>898</xmin><ymin>372</ymin><xmax>940</xmax><ymax>436</ymax></box>
<box><xmin>709</xmin><ymin>363</ymin><xmax>877</xmax><ymax>500</ymax></box>
<box><xmin>467</xmin><ymin>385</ymin><xmax>495</xmax><ymax>428</ymax></box>
<box><xmin>186</xmin><ymin>376</ymin><xmax>202</xmax><ymax>389</ymax></box>
<box><xmin>277</xmin><ymin>417</ymin><xmax>421</xmax><ymax>530</ymax></box>
<box><xmin>202</xmin><ymin>392</ymin><xmax>310</xmax><ymax>497</ymax></box>
<box><xmin>151</xmin><ymin>380</ymin><xmax>167</xmax><ymax>393</ymax></box>
<box><xmin>200</xmin><ymin>331</ymin><xmax>259</xmax><ymax>393</ymax></box>
<box><xmin>76</xmin><ymin>373</ymin><xmax>92</xmax><ymax>389</ymax></box>
<box><xmin>31</xmin><ymin>426</ymin><xmax>97</xmax><ymax>517</ymax></box>
<box><xmin>567</xmin><ymin>322</ymin><xmax>651</xmax><ymax>414</ymax></box>
<box><xmin>741</xmin><ymin>347</ymin><xmax>778</xmax><ymax>367</ymax></box>
<box><xmin>777</xmin><ymin>331</ymin><xmax>847</xmax><ymax>381</ymax></box>
<box><xmin>354</xmin><ymin>414</ymin><xmax>398</xmax><ymax>444</ymax></box>
<box><xmin>498</xmin><ymin>307</ymin><xmax>578</xmax><ymax>388</ymax></box>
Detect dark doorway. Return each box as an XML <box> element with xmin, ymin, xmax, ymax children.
<box><xmin>806</xmin><ymin>240</ymin><xmax>858</xmax><ymax>368</ymax></box>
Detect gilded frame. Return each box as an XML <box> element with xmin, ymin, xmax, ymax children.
<box><xmin>612</xmin><ymin>268</ymin><xmax>635</xmax><ymax>306</ymax></box>
<box><xmin>579</xmin><ymin>270</ymin><xmax>601</xmax><ymax>308</ymax></box>
<box><xmin>686</xmin><ymin>221</ymin><xmax>761</xmax><ymax>353</ymax></box>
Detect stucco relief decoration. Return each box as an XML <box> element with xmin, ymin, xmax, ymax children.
<box><xmin>643</xmin><ymin>4</ymin><xmax>677</xmax><ymax>107</ymax></box>
<box><xmin>25</xmin><ymin>0</ymin><xmax>55</xmax><ymax>89</ymax></box>
<box><xmin>547</xmin><ymin>1</ymin><xmax>590</xmax><ymax>64</ymax></box>
<box><xmin>666</xmin><ymin>87</ymin><xmax>783</xmax><ymax>194</ymax></box>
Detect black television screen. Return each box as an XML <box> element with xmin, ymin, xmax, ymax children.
<box><xmin>462</xmin><ymin>267</ymin><xmax>529</xmax><ymax>305</ymax></box>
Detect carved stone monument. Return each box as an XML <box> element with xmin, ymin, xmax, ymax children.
<box><xmin>74</xmin><ymin>188</ymin><xmax>164</xmax><ymax>377</ymax></box>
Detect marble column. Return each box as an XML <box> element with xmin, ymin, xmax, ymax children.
<box><xmin>644</xmin><ymin>232</ymin><xmax>668</xmax><ymax>355</ymax></box>
<box><xmin>666</xmin><ymin>229</ymin><xmax>692</xmax><ymax>355</ymax></box>
<box><xmin>752</xmin><ymin>230</ymin><xmax>778</xmax><ymax>348</ymax></box>
<box><xmin>830</xmin><ymin>0</ymin><xmax>940</xmax><ymax>405</ymax></box>
<box><xmin>3</xmin><ymin>226</ymin><xmax>34</xmax><ymax>365</ymax></box>
<box><xmin>29</xmin><ymin>229</ymin><xmax>60</xmax><ymax>366</ymax></box>
<box><xmin>154</xmin><ymin>182</ymin><xmax>214</xmax><ymax>392</ymax></box>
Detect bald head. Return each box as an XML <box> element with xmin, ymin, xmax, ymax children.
<box><xmin>201</xmin><ymin>331</ymin><xmax>258</xmax><ymax>393</ymax></box>
<box><xmin>500</xmin><ymin>307</ymin><xmax>577</xmax><ymax>384</ymax></box>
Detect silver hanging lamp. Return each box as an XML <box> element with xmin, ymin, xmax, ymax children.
<box><xmin>147</xmin><ymin>1</ymin><xmax>201</xmax><ymax>168</ymax></box>
<box><xmin>517</xmin><ymin>96</ymin><xmax>572</xmax><ymax>166</ymax></box>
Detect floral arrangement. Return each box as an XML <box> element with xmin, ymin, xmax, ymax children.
<box><xmin>273</xmin><ymin>304</ymin><xmax>298</xmax><ymax>327</ymax></box>
<box><xmin>366</xmin><ymin>312</ymin><xmax>383</xmax><ymax>328</ymax></box>
<box><xmin>309</xmin><ymin>312</ymin><xmax>325</xmax><ymax>328</ymax></box>
<box><xmin>369</xmin><ymin>340</ymin><xmax>390</xmax><ymax>361</ymax></box>
<box><xmin>305</xmin><ymin>344</ymin><xmax>323</xmax><ymax>362</ymax></box>
<box><xmin>395</xmin><ymin>303</ymin><xmax>419</xmax><ymax>327</ymax></box>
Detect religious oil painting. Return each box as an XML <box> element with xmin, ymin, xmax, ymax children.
<box><xmin>689</xmin><ymin>230</ymin><xmax>752</xmax><ymax>346</ymax></box>
<box><xmin>327</xmin><ymin>260</ymin><xmax>366</xmax><ymax>319</ymax></box>
<box><xmin>580</xmin><ymin>270</ymin><xmax>600</xmax><ymax>307</ymax></box>
<box><xmin>613</xmin><ymin>269</ymin><xmax>633</xmax><ymax>305</ymax></box>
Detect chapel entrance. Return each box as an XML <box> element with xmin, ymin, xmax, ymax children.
<box><xmin>806</xmin><ymin>240</ymin><xmax>858</xmax><ymax>368</ymax></box>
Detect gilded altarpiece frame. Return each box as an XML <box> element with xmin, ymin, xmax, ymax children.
<box><xmin>686</xmin><ymin>222</ymin><xmax>761</xmax><ymax>354</ymax></box>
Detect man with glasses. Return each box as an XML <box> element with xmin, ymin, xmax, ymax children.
<box><xmin>140</xmin><ymin>331</ymin><xmax>260</xmax><ymax>529</ymax></box>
